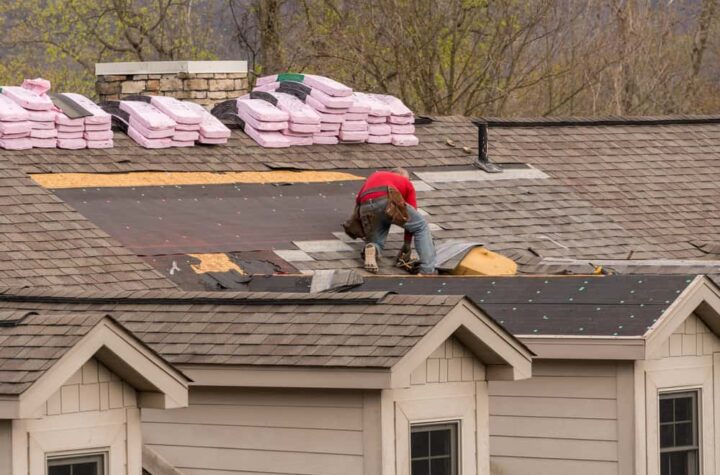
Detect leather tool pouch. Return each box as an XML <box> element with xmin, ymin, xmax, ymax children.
<box><xmin>385</xmin><ymin>186</ymin><xmax>409</xmax><ymax>226</ymax></box>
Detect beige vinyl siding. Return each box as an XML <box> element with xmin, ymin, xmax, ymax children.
<box><xmin>652</xmin><ymin>313</ymin><xmax>720</xmax><ymax>359</ymax></box>
<box><xmin>142</xmin><ymin>387</ymin><xmax>367</xmax><ymax>475</ymax></box>
<box><xmin>43</xmin><ymin>358</ymin><xmax>137</xmax><ymax>416</ymax></box>
<box><xmin>488</xmin><ymin>360</ymin><xmax>622</xmax><ymax>475</ymax></box>
<box><xmin>410</xmin><ymin>336</ymin><xmax>486</xmax><ymax>384</ymax></box>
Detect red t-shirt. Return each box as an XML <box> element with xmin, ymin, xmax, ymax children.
<box><xmin>356</xmin><ymin>171</ymin><xmax>417</xmax><ymax>208</ymax></box>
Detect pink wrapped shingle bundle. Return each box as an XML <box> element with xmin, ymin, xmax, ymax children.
<box><xmin>120</xmin><ymin>100</ymin><xmax>176</xmax><ymax>149</ymax></box>
<box><xmin>369</xmin><ymin>94</ymin><xmax>418</xmax><ymax>146</ymax></box>
<box><xmin>235</xmin><ymin>97</ymin><xmax>295</xmax><ymax>147</ymax></box>
<box><xmin>0</xmin><ymin>95</ymin><xmax>31</xmax><ymax>150</ymax></box>
<box><xmin>60</xmin><ymin>93</ymin><xmax>114</xmax><ymax>149</ymax></box>
<box><xmin>150</xmin><ymin>96</ymin><xmax>202</xmax><ymax>146</ymax></box>
<box><xmin>183</xmin><ymin>102</ymin><xmax>231</xmax><ymax>145</ymax></box>
<box><xmin>55</xmin><ymin>113</ymin><xmax>84</xmax><ymax>149</ymax></box>
<box><xmin>2</xmin><ymin>86</ymin><xmax>53</xmax><ymax>111</ymax></box>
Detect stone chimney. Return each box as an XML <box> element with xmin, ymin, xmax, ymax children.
<box><xmin>95</xmin><ymin>60</ymin><xmax>249</xmax><ymax>107</ymax></box>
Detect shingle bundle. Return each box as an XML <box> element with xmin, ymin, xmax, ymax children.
<box><xmin>251</xmin><ymin>91</ymin><xmax>320</xmax><ymax>146</ymax></box>
<box><xmin>248</xmin><ymin>73</ymin><xmax>418</xmax><ymax>147</ymax></box>
<box><xmin>150</xmin><ymin>96</ymin><xmax>202</xmax><ymax>147</ymax></box>
<box><xmin>211</xmin><ymin>97</ymin><xmax>296</xmax><ymax>148</ymax></box>
<box><xmin>2</xmin><ymin>86</ymin><xmax>57</xmax><ymax>149</ymax></box>
<box><xmin>184</xmin><ymin>101</ymin><xmax>231</xmax><ymax>145</ymax></box>
<box><xmin>119</xmin><ymin>100</ymin><xmax>177</xmax><ymax>149</ymax></box>
<box><xmin>60</xmin><ymin>93</ymin><xmax>113</xmax><ymax>149</ymax></box>
<box><xmin>0</xmin><ymin>95</ymin><xmax>31</xmax><ymax>150</ymax></box>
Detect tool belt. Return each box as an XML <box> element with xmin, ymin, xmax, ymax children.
<box><xmin>342</xmin><ymin>186</ymin><xmax>409</xmax><ymax>239</ymax></box>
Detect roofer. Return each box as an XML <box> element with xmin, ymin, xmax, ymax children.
<box><xmin>355</xmin><ymin>167</ymin><xmax>436</xmax><ymax>275</ymax></box>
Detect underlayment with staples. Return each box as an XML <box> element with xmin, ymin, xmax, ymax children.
<box><xmin>236</xmin><ymin>274</ymin><xmax>695</xmax><ymax>337</ymax></box>
<box><xmin>53</xmin><ymin>180</ymin><xmax>362</xmax><ymax>255</ymax></box>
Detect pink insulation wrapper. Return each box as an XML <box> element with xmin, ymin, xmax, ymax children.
<box><xmin>57</xmin><ymin>138</ymin><xmax>87</xmax><ymax>149</ymax></box>
<box><xmin>128</xmin><ymin>117</ymin><xmax>175</xmax><ymax>139</ymax></box>
<box><xmin>184</xmin><ymin>102</ymin><xmax>231</xmax><ymax>139</ymax></box>
<box><xmin>128</xmin><ymin>126</ymin><xmax>172</xmax><ymax>148</ymax></box>
<box><xmin>175</xmin><ymin>123</ymin><xmax>201</xmax><ymax>131</ymax></box>
<box><xmin>345</xmin><ymin>112</ymin><xmax>368</xmax><ymax>121</ymax></box>
<box><xmin>27</xmin><ymin>110</ymin><xmax>56</xmax><ymax>122</ymax></box>
<box><xmin>370</xmin><ymin>94</ymin><xmax>413</xmax><ymax>116</ymax></box>
<box><xmin>87</xmin><ymin>139</ymin><xmax>114</xmax><ymax>149</ymax></box>
<box><xmin>31</xmin><ymin>138</ymin><xmax>57</xmax><ymax>148</ymax></box>
<box><xmin>30</xmin><ymin>121</ymin><xmax>55</xmax><ymax>130</ymax></box>
<box><xmin>303</xmin><ymin>75</ymin><xmax>352</xmax><ymax>97</ymax></box>
<box><xmin>2</xmin><ymin>86</ymin><xmax>53</xmax><ymax>111</ymax></box>
<box><xmin>120</xmin><ymin>101</ymin><xmax>176</xmax><ymax>130</ymax></box>
<box><xmin>197</xmin><ymin>136</ymin><xmax>228</xmax><ymax>145</ymax></box>
<box><xmin>0</xmin><ymin>138</ymin><xmax>32</xmax><ymax>150</ymax></box>
<box><xmin>0</xmin><ymin>95</ymin><xmax>29</xmax><ymax>122</ymax></box>
<box><xmin>312</xmin><ymin>135</ymin><xmax>339</xmax><ymax>145</ymax></box>
<box><xmin>30</xmin><ymin>128</ymin><xmax>57</xmax><ymax>139</ymax></box>
<box><xmin>0</xmin><ymin>121</ymin><xmax>31</xmax><ymax>135</ymax></box>
<box><xmin>368</xmin><ymin>124</ymin><xmax>392</xmax><ymax>135</ymax></box>
<box><xmin>244</xmin><ymin>124</ymin><xmax>292</xmax><ymax>148</ymax></box>
<box><xmin>61</xmin><ymin>93</ymin><xmax>112</xmax><ymax>125</ymax></box>
<box><xmin>288</xmin><ymin>122</ymin><xmax>321</xmax><ymax>134</ymax></box>
<box><xmin>305</xmin><ymin>95</ymin><xmax>348</xmax><ymax>115</ymax></box>
<box><xmin>316</xmin><ymin>111</ymin><xmax>345</xmax><ymax>124</ymax></box>
<box><xmin>352</xmin><ymin>92</ymin><xmax>391</xmax><ymax>117</ymax></box>
<box><xmin>367</xmin><ymin>134</ymin><xmax>393</xmax><ymax>144</ymax></box>
<box><xmin>341</xmin><ymin>120</ymin><xmax>368</xmax><ymax>132</ymax></box>
<box><xmin>237</xmin><ymin>98</ymin><xmax>289</xmax><ymax>122</ymax></box>
<box><xmin>319</xmin><ymin>123</ymin><xmax>341</xmax><ymax>132</ymax></box>
<box><xmin>173</xmin><ymin>130</ymin><xmax>200</xmax><ymax>142</ymax></box>
<box><xmin>170</xmin><ymin>140</ymin><xmax>195</xmax><ymax>147</ymax></box>
<box><xmin>339</xmin><ymin>130</ymin><xmax>368</xmax><ymax>141</ymax></box>
<box><xmin>388</xmin><ymin>115</ymin><xmax>414</xmax><ymax>125</ymax></box>
<box><xmin>57</xmin><ymin>131</ymin><xmax>84</xmax><ymax>140</ymax></box>
<box><xmin>21</xmin><ymin>78</ymin><xmax>51</xmax><ymax>95</ymax></box>
<box><xmin>367</xmin><ymin>115</ymin><xmax>388</xmax><ymax>124</ymax></box>
<box><xmin>309</xmin><ymin>88</ymin><xmax>353</xmax><ymax>108</ymax></box>
<box><xmin>390</xmin><ymin>124</ymin><xmax>415</xmax><ymax>134</ymax></box>
<box><xmin>83</xmin><ymin>130</ymin><xmax>113</xmax><ymax>141</ymax></box>
<box><xmin>271</xmin><ymin>92</ymin><xmax>321</xmax><ymax>125</ymax></box>
<box><xmin>55</xmin><ymin>113</ymin><xmax>84</xmax><ymax>127</ymax></box>
<box><xmin>391</xmin><ymin>134</ymin><xmax>419</xmax><ymax>147</ymax></box>
<box><xmin>151</xmin><ymin>96</ymin><xmax>203</xmax><ymax>125</ymax></box>
<box><xmin>236</xmin><ymin>109</ymin><xmax>288</xmax><ymax>132</ymax></box>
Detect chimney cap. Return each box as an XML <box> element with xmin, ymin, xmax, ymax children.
<box><xmin>95</xmin><ymin>60</ymin><xmax>248</xmax><ymax>76</ymax></box>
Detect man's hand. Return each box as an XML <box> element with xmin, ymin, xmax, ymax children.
<box><xmin>395</xmin><ymin>242</ymin><xmax>412</xmax><ymax>265</ymax></box>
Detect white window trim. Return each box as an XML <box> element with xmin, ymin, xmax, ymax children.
<box><xmin>12</xmin><ymin>407</ymin><xmax>140</xmax><ymax>475</ymax></box>
<box><xmin>47</xmin><ymin>452</ymin><xmax>107</xmax><ymax>475</ymax></box>
<box><xmin>636</xmin><ymin>356</ymin><xmax>715</xmax><ymax>475</ymax></box>
<box><xmin>389</xmin><ymin>381</ymin><xmax>486</xmax><ymax>475</ymax></box>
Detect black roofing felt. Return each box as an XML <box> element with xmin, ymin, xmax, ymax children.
<box><xmin>239</xmin><ymin>274</ymin><xmax>697</xmax><ymax>337</ymax></box>
<box><xmin>53</xmin><ymin>181</ymin><xmax>360</xmax><ymax>255</ymax></box>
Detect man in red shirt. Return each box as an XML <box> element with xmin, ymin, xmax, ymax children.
<box><xmin>355</xmin><ymin>167</ymin><xmax>436</xmax><ymax>274</ymax></box>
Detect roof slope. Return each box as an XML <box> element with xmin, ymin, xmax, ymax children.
<box><xmin>0</xmin><ymin>311</ymin><xmax>107</xmax><ymax>394</ymax></box>
<box><xmin>0</xmin><ymin>289</ymin><xmax>464</xmax><ymax>369</ymax></box>
<box><xmin>220</xmin><ymin>274</ymin><xmax>697</xmax><ymax>337</ymax></box>
<box><xmin>0</xmin><ymin>160</ymin><xmax>175</xmax><ymax>290</ymax></box>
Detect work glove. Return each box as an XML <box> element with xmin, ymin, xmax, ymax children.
<box><xmin>395</xmin><ymin>242</ymin><xmax>413</xmax><ymax>267</ymax></box>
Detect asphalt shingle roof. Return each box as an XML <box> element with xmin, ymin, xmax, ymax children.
<box><xmin>0</xmin><ymin>289</ymin><xmax>464</xmax><ymax>372</ymax></box>
<box><xmin>0</xmin><ymin>159</ymin><xmax>176</xmax><ymax>290</ymax></box>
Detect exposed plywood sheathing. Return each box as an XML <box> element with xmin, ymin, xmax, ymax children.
<box><xmin>188</xmin><ymin>253</ymin><xmax>245</xmax><ymax>275</ymax></box>
<box><xmin>31</xmin><ymin>171</ymin><xmax>363</xmax><ymax>189</ymax></box>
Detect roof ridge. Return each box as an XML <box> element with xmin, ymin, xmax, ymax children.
<box><xmin>476</xmin><ymin>114</ymin><xmax>720</xmax><ymax>127</ymax></box>
<box><xmin>0</xmin><ymin>289</ymin><xmax>392</xmax><ymax>306</ymax></box>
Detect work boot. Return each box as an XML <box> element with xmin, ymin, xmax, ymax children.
<box><xmin>364</xmin><ymin>244</ymin><xmax>379</xmax><ymax>273</ymax></box>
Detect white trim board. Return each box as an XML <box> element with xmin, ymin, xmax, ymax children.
<box><xmin>96</xmin><ymin>61</ymin><xmax>248</xmax><ymax>75</ymax></box>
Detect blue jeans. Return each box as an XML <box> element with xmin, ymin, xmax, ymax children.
<box><xmin>359</xmin><ymin>198</ymin><xmax>436</xmax><ymax>273</ymax></box>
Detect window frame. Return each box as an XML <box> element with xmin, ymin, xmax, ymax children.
<box><xmin>410</xmin><ymin>421</ymin><xmax>460</xmax><ymax>475</ymax></box>
<box><xmin>47</xmin><ymin>452</ymin><xmax>107</xmax><ymax>475</ymax></box>
<box><xmin>659</xmin><ymin>390</ymin><xmax>701</xmax><ymax>475</ymax></box>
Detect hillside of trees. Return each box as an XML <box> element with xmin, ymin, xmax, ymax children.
<box><xmin>1</xmin><ymin>0</ymin><xmax>718</xmax><ymax>117</ymax></box>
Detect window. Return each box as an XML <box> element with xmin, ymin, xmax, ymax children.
<box><xmin>410</xmin><ymin>423</ymin><xmax>458</xmax><ymax>475</ymax></box>
<box><xmin>47</xmin><ymin>454</ymin><xmax>105</xmax><ymax>475</ymax></box>
<box><xmin>660</xmin><ymin>391</ymin><xmax>699</xmax><ymax>475</ymax></box>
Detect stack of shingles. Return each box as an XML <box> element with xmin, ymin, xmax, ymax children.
<box><xmin>353</xmin><ymin>92</ymin><xmax>417</xmax><ymax>146</ymax></box>
<box><xmin>0</xmin><ymin>95</ymin><xmax>31</xmax><ymax>150</ymax></box>
<box><xmin>251</xmin><ymin>91</ymin><xmax>320</xmax><ymax>145</ymax></box>
<box><xmin>236</xmin><ymin>97</ymin><xmax>293</xmax><ymax>147</ymax></box>
<box><xmin>55</xmin><ymin>112</ymin><xmax>85</xmax><ymax>150</ymax></box>
<box><xmin>120</xmin><ymin>100</ymin><xmax>177</xmax><ymax>149</ymax></box>
<box><xmin>60</xmin><ymin>93</ymin><xmax>113</xmax><ymax>149</ymax></box>
<box><xmin>150</xmin><ymin>96</ymin><xmax>202</xmax><ymax>147</ymax></box>
<box><xmin>183</xmin><ymin>101</ymin><xmax>231</xmax><ymax>145</ymax></box>
<box><xmin>2</xmin><ymin>86</ymin><xmax>57</xmax><ymax>149</ymax></box>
